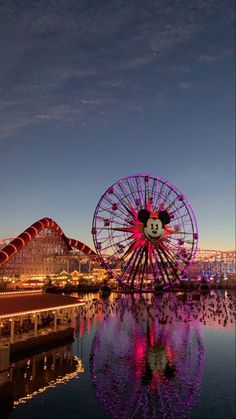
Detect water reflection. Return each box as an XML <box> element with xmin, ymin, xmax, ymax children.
<box><xmin>2</xmin><ymin>291</ymin><xmax>235</xmax><ymax>419</ymax></box>
<box><xmin>88</xmin><ymin>295</ymin><xmax>206</xmax><ymax>419</ymax></box>
<box><xmin>0</xmin><ymin>344</ymin><xmax>83</xmax><ymax>417</ymax></box>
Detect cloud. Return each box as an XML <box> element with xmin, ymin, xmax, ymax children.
<box><xmin>119</xmin><ymin>55</ymin><xmax>153</xmax><ymax>70</ymax></box>
<box><xmin>0</xmin><ymin>0</ymin><xmax>234</xmax><ymax>139</ymax></box>
<box><xmin>178</xmin><ymin>82</ymin><xmax>193</xmax><ymax>90</ymax></box>
<box><xmin>198</xmin><ymin>54</ymin><xmax>219</xmax><ymax>63</ymax></box>
<box><xmin>197</xmin><ymin>49</ymin><xmax>234</xmax><ymax>64</ymax></box>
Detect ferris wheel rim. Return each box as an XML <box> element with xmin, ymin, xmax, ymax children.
<box><xmin>92</xmin><ymin>174</ymin><xmax>199</xmax><ymax>291</ymax></box>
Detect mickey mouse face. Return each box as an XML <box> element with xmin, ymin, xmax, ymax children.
<box><xmin>138</xmin><ymin>208</ymin><xmax>170</xmax><ymax>242</ymax></box>
<box><xmin>145</xmin><ymin>218</ymin><xmax>163</xmax><ymax>240</ymax></box>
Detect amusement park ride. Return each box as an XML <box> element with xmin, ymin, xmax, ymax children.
<box><xmin>92</xmin><ymin>174</ymin><xmax>199</xmax><ymax>292</ymax></box>
<box><xmin>0</xmin><ymin>174</ymin><xmax>235</xmax><ymax>292</ymax></box>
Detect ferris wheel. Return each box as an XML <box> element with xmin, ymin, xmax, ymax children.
<box><xmin>92</xmin><ymin>174</ymin><xmax>198</xmax><ymax>291</ymax></box>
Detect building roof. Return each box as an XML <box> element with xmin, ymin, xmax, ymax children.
<box><xmin>0</xmin><ymin>291</ymin><xmax>84</xmax><ymax>319</ymax></box>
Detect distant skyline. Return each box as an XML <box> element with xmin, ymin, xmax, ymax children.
<box><xmin>0</xmin><ymin>1</ymin><xmax>235</xmax><ymax>250</ymax></box>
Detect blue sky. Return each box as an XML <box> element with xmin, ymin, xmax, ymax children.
<box><xmin>0</xmin><ymin>0</ymin><xmax>235</xmax><ymax>250</ymax></box>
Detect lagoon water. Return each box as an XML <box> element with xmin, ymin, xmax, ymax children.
<box><xmin>5</xmin><ymin>291</ymin><xmax>236</xmax><ymax>419</ymax></box>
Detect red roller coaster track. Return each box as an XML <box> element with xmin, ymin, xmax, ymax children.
<box><xmin>0</xmin><ymin>217</ymin><xmax>98</xmax><ymax>267</ymax></box>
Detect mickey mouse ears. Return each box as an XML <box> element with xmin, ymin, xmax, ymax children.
<box><xmin>138</xmin><ymin>208</ymin><xmax>170</xmax><ymax>225</ymax></box>
<box><xmin>138</xmin><ymin>209</ymin><xmax>150</xmax><ymax>223</ymax></box>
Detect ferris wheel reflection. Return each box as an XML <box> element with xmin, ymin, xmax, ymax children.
<box><xmin>89</xmin><ymin>299</ymin><xmax>205</xmax><ymax>419</ymax></box>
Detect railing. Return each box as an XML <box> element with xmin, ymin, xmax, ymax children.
<box><xmin>0</xmin><ymin>323</ymin><xmax>73</xmax><ymax>346</ymax></box>
<box><xmin>0</xmin><ymin>289</ymin><xmax>42</xmax><ymax>297</ymax></box>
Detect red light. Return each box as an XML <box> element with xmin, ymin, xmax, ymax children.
<box><xmin>17</xmin><ymin>237</ymin><xmax>25</xmax><ymax>245</ymax></box>
<box><xmin>31</xmin><ymin>226</ymin><xmax>38</xmax><ymax>234</ymax></box>
<box><xmin>9</xmin><ymin>244</ymin><xmax>17</xmax><ymax>254</ymax></box>
<box><xmin>0</xmin><ymin>250</ymin><xmax>9</xmax><ymax>262</ymax></box>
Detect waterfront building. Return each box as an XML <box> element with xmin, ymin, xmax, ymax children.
<box><xmin>188</xmin><ymin>249</ymin><xmax>236</xmax><ymax>288</ymax></box>
<box><xmin>0</xmin><ymin>290</ymin><xmax>84</xmax><ymax>355</ymax></box>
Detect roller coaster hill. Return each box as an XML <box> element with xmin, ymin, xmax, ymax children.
<box><xmin>0</xmin><ymin>218</ymin><xmax>101</xmax><ymax>291</ymax></box>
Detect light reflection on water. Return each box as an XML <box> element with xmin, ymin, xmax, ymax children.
<box><xmin>13</xmin><ymin>346</ymin><xmax>83</xmax><ymax>407</ymax></box>
<box><xmin>0</xmin><ymin>344</ymin><xmax>83</xmax><ymax>416</ymax></box>
<box><xmin>89</xmin><ymin>295</ymin><xmax>205</xmax><ymax>419</ymax></box>
<box><xmin>3</xmin><ymin>291</ymin><xmax>236</xmax><ymax>419</ymax></box>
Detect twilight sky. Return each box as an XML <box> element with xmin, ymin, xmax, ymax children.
<box><xmin>0</xmin><ymin>0</ymin><xmax>235</xmax><ymax>250</ymax></box>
